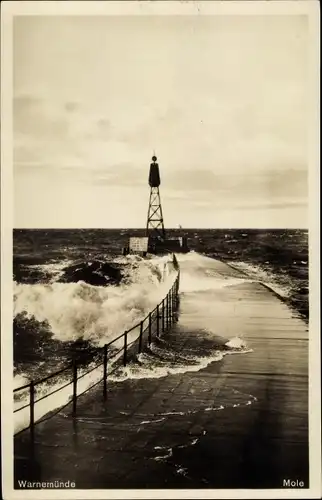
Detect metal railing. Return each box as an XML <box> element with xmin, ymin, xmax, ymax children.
<box><xmin>14</xmin><ymin>262</ymin><xmax>180</xmax><ymax>436</ymax></box>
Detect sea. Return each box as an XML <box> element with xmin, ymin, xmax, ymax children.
<box><xmin>13</xmin><ymin>228</ymin><xmax>308</xmax><ymax>434</ymax></box>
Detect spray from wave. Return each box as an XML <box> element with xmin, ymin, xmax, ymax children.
<box><xmin>109</xmin><ymin>338</ymin><xmax>252</xmax><ymax>383</ymax></box>
<box><xmin>14</xmin><ymin>255</ymin><xmax>175</xmax><ymax>346</ymax></box>
<box><xmin>226</xmin><ymin>261</ymin><xmax>294</xmax><ymax>298</ymax></box>
<box><xmin>14</xmin><ymin>333</ymin><xmax>252</xmax><ymax>434</ymax></box>
<box><xmin>176</xmin><ymin>251</ymin><xmax>297</xmax><ymax>301</ymax></box>
<box><xmin>174</xmin><ymin>252</ymin><xmax>247</xmax><ymax>294</ymax></box>
<box><xmin>13</xmin><ymin>251</ymin><xmax>253</xmax><ymax>434</ymax></box>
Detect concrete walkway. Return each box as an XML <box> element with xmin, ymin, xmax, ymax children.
<box><xmin>14</xmin><ymin>259</ymin><xmax>308</xmax><ymax>489</ymax></box>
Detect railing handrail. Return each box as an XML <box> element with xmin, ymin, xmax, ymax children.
<box><xmin>14</xmin><ymin>261</ymin><xmax>180</xmax><ymax>406</ymax></box>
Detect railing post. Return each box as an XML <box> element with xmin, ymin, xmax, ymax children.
<box><xmin>173</xmin><ymin>285</ymin><xmax>175</xmax><ymax>317</ymax></box>
<box><xmin>29</xmin><ymin>381</ymin><xmax>35</xmax><ymax>438</ymax></box>
<box><xmin>123</xmin><ymin>331</ymin><xmax>128</xmax><ymax>366</ymax></box>
<box><xmin>162</xmin><ymin>298</ymin><xmax>165</xmax><ymax>332</ymax></box>
<box><xmin>72</xmin><ymin>360</ymin><xmax>77</xmax><ymax>416</ymax></box>
<box><xmin>171</xmin><ymin>288</ymin><xmax>173</xmax><ymax>319</ymax></box>
<box><xmin>148</xmin><ymin>312</ymin><xmax>152</xmax><ymax>345</ymax></box>
<box><xmin>166</xmin><ymin>294</ymin><xmax>169</xmax><ymax>330</ymax></box>
<box><xmin>138</xmin><ymin>321</ymin><xmax>143</xmax><ymax>353</ymax></box>
<box><xmin>176</xmin><ymin>275</ymin><xmax>180</xmax><ymax>310</ymax></box>
<box><xmin>156</xmin><ymin>305</ymin><xmax>160</xmax><ymax>337</ymax></box>
<box><xmin>103</xmin><ymin>344</ymin><xmax>108</xmax><ymax>398</ymax></box>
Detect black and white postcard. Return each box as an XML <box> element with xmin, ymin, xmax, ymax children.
<box><xmin>1</xmin><ymin>1</ymin><xmax>320</xmax><ymax>499</ymax></box>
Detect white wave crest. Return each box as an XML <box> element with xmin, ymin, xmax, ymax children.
<box><xmin>13</xmin><ymin>333</ymin><xmax>252</xmax><ymax>435</ymax></box>
<box><xmin>14</xmin><ymin>373</ymin><xmax>29</xmax><ymax>390</ymax></box>
<box><xmin>14</xmin><ymin>256</ymin><xmax>176</xmax><ymax>346</ymax></box>
<box><xmin>227</xmin><ymin>261</ymin><xmax>293</xmax><ymax>298</ymax></box>
<box><xmin>109</xmin><ymin>337</ymin><xmax>252</xmax><ymax>383</ymax></box>
<box><xmin>32</xmin><ymin>259</ymin><xmax>74</xmax><ymax>282</ymax></box>
<box><xmin>225</xmin><ymin>336</ymin><xmax>247</xmax><ymax>349</ymax></box>
<box><xmin>174</xmin><ymin>251</ymin><xmax>247</xmax><ymax>293</ymax></box>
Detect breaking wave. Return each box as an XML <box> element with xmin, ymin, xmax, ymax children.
<box><xmin>175</xmin><ymin>252</ymin><xmax>249</xmax><ymax>293</ymax></box>
<box><xmin>14</xmin><ymin>334</ymin><xmax>251</xmax><ymax>434</ymax></box>
<box><xmin>226</xmin><ymin>260</ymin><xmax>293</xmax><ymax>298</ymax></box>
<box><xmin>109</xmin><ymin>337</ymin><xmax>251</xmax><ymax>382</ymax></box>
<box><xmin>14</xmin><ymin>251</ymin><xmax>253</xmax><ymax>434</ymax></box>
<box><xmin>14</xmin><ymin>255</ymin><xmax>175</xmax><ymax>346</ymax></box>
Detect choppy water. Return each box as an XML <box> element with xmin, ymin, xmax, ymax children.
<box><xmin>13</xmin><ymin>228</ymin><xmax>308</xmax><ymax>433</ymax></box>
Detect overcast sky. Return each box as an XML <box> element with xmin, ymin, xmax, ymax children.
<box><xmin>14</xmin><ymin>14</ymin><xmax>309</xmax><ymax>228</ymax></box>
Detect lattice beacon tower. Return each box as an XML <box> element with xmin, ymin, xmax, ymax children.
<box><xmin>146</xmin><ymin>156</ymin><xmax>166</xmax><ymax>241</ymax></box>
<box><xmin>123</xmin><ymin>155</ymin><xmax>189</xmax><ymax>256</ymax></box>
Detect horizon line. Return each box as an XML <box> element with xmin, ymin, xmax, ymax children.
<box><xmin>13</xmin><ymin>227</ymin><xmax>309</xmax><ymax>231</ymax></box>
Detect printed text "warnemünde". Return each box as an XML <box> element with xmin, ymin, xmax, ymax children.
<box><xmin>18</xmin><ymin>480</ymin><xmax>76</xmax><ymax>488</ymax></box>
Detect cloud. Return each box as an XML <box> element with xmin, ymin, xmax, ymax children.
<box><xmin>64</xmin><ymin>101</ymin><xmax>79</xmax><ymax>113</ymax></box>
<box><xmin>13</xmin><ymin>15</ymin><xmax>309</xmax><ymax>228</ymax></box>
<box><xmin>165</xmin><ymin>169</ymin><xmax>307</xmax><ymax>200</ymax></box>
<box><xmin>13</xmin><ymin>91</ymin><xmax>308</xmax><ymax>207</ymax></box>
<box><xmin>14</xmin><ymin>95</ymin><xmax>69</xmax><ymax>140</ymax></box>
<box><xmin>91</xmin><ymin>163</ymin><xmax>147</xmax><ymax>187</ymax></box>
<box><xmin>14</xmin><ymin>94</ymin><xmax>115</xmax><ymax>168</ymax></box>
